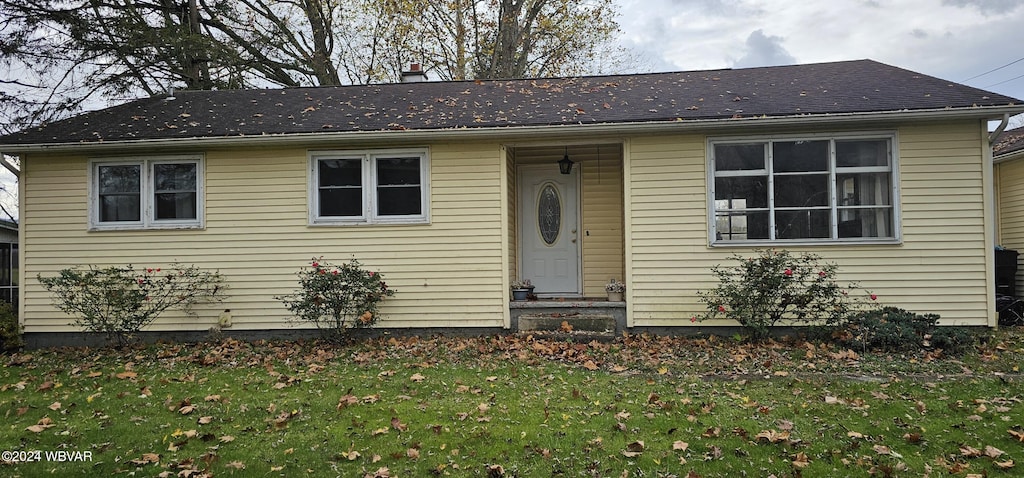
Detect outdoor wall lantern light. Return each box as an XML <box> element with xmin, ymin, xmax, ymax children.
<box><xmin>558</xmin><ymin>148</ymin><xmax>574</xmax><ymax>175</ymax></box>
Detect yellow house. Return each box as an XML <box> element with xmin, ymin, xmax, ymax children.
<box><xmin>2</xmin><ymin>60</ymin><xmax>1022</xmax><ymax>346</ymax></box>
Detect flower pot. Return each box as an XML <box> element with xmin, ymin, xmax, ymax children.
<box><xmin>607</xmin><ymin>291</ymin><xmax>623</xmax><ymax>302</ymax></box>
<box><xmin>512</xmin><ymin>288</ymin><xmax>533</xmax><ymax>301</ymax></box>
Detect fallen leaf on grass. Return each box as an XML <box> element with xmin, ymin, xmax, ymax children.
<box><xmin>622</xmin><ymin>441</ymin><xmax>644</xmax><ymax>457</ymax></box>
<box><xmin>219</xmin><ymin>435</ymin><xmax>235</xmax><ymax>443</ymax></box>
<box><xmin>995</xmin><ymin>460</ymin><xmax>1015</xmax><ymax>469</ymax></box>
<box><xmin>406</xmin><ymin>448</ymin><xmax>420</xmax><ymax>460</ymax></box>
<box><xmin>225</xmin><ymin>461</ymin><xmax>245</xmax><ymax>470</ymax></box>
<box><xmin>792</xmin><ymin>452</ymin><xmax>811</xmax><ymax>468</ymax></box>
<box><xmin>959</xmin><ymin>445</ymin><xmax>982</xmax><ymax>457</ymax></box>
<box><xmin>48</xmin><ymin>401</ymin><xmax>61</xmax><ymax>411</ymax></box>
<box><xmin>391</xmin><ymin>417</ymin><xmax>408</xmax><ymax>432</ymax></box>
<box><xmin>1009</xmin><ymin>428</ymin><xmax>1024</xmax><ymax>442</ymax></box>
<box><xmin>26</xmin><ymin>417</ymin><xmax>55</xmax><ymax>433</ymax></box>
<box><xmin>116</xmin><ymin>371</ymin><xmax>137</xmax><ymax>380</ymax></box>
<box><xmin>673</xmin><ymin>441</ymin><xmax>689</xmax><ymax>451</ymax></box>
<box><xmin>873</xmin><ymin>444</ymin><xmax>891</xmax><ymax>455</ymax></box>
<box><xmin>410</xmin><ymin>373</ymin><xmax>425</xmax><ymax>382</ymax></box>
<box><xmin>198</xmin><ymin>416</ymin><xmax>213</xmax><ymax>425</ymax></box>
<box><xmin>343</xmin><ymin>450</ymin><xmax>360</xmax><ymax>460</ymax></box>
<box><xmin>582</xmin><ymin>360</ymin><xmax>599</xmax><ymax>371</ymax></box>
<box><xmin>984</xmin><ymin>445</ymin><xmax>1005</xmax><ymax>458</ymax></box>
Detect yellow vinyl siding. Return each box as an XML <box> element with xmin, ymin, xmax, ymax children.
<box><xmin>626</xmin><ymin>121</ymin><xmax>993</xmax><ymax>326</ymax></box>
<box><xmin>996</xmin><ymin>154</ymin><xmax>1024</xmax><ymax>296</ymax></box>
<box><xmin>580</xmin><ymin>148</ymin><xmax>625</xmax><ymax>296</ymax></box>
<box><xmin>21</xmin><ymin>142</ymin><xmax>507</xmax><ymax>333</ymax></box>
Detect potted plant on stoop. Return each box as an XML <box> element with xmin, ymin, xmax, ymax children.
<box><xmin>605</xmin><ymin>279</ymin><xmax>625</xmax><ymax>302</ymax></box>
<box><xmin>511</xmin><ymin>279</ymin><xmax>534</xmax><ymax>301</ymax></box>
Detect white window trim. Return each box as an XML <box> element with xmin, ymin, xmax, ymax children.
<box><xmin>707</xmin><ymin>131</ymin><xmax>901</xmax><ymax>246</ymax></box>
<box><xmin>88</xmin><ymin>155</ymin><xmax>205</xmax><ymax>231</ymax></box>
<box><xmin>309</xmin><ymin>148</ymin><xmax>430</xmax><ymax>225</ymax></box>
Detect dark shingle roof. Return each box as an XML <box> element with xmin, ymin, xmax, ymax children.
<box><xmin>994</xmin><ymin>126</ymin><xmax>1024</xmax><ymax>158</ymax></box>
<box><xmin>1</xmin><ymin>59</ymin><xmax>1020</xmax><ymax>146</ymax></box>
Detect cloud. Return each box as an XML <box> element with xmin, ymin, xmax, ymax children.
<box><xmin>732</xmin><ymin>30</ymin><xmax>797</xmax><ymax>68</ymax></box>
<box><xmin>942</xmin><ymin>0</ymin><xmax>1022</xmax><ymax>15</ymax></box>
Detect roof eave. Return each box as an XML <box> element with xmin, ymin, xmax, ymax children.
<box><xmin>3</xmin><ymin>105</ymin><xmax>1022</xmax><ymax>154</ymax></box>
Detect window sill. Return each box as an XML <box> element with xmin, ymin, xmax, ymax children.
<box><xmin>309</xmin><ymin>218</ymin><xmax>430</xmax><ymax>227</ymax></box>
<box><xmin>89</xmin><ymin>223</ymin><xmax>205</xmax><ymax>232</ymax></box>
<box><xmin>710</xmin><ymin>238</ymin><xmax>902</xmax><ymax>248</ymax></box>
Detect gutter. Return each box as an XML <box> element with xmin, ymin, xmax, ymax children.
<box><xmin>2</xmin><ymin>105</ymin><xmax>1024</xmax><ymax>154</ymax></box>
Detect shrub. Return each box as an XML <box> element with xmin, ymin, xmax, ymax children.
<box><xmin>697</xmin><ymin>249</ymin><xmax>869</xmax><ymax>342</ymax></box>
<box><xmin>276</xmin><ymin>258</ymin><xmax>395</xmax><ymax>341</ymax></box>
<box><xmin>838</xmin><ymin>306</ymin><xmax>977</xmax><ymax>355</ymax></box>
<box><xmin>0</xmin><ymin>301</ymin><xmax>21</xmax><ymax>352</ymax></box>
<box><xmin>38</xmin><ymin>264</ymin><xmax>227</xmax><ymax>347</ymax></box>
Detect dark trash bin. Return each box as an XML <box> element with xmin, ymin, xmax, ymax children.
<box><xmin>995</xmin><ymin>248</ymin><xmax>1018</xmax><ymax>297</ymax></box>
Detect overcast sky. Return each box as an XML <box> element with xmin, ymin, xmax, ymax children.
<box><xmin>614</xmin><ymin>0</ymin><xmax>1024</xmax><ymax>103</ymax></box>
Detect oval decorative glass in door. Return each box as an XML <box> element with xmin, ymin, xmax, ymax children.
<box><xmin>537</xmin><ymin>183</ymin><xmax>562</xmax><ymax>245</ymax></box>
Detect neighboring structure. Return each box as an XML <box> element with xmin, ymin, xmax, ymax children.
<box><xmin>0</xmin><ymin>220</ymin><xmax>16</xmax><ymax>308</ymax></box>
<box><xmin>994</xmin><ymin>126</ymin><xmax>1024</xmax><ymax>297</ymax></box>
<box><xmin>1</xmin><ymin>59</ymin><xmax>1022</xmax><ymax>346</ymax></box>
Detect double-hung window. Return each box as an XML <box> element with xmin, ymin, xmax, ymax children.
<box><xmin>311</xmin><ymin>149</ymin><xmax>429</xmax><ymax>224</ymax></box>
<box><xmin>709</xmin><ymin>134</ymin><xmax>898</xmax><ymax>244</ymax></box>
<box><xmin>91</xmin><ymin>156</ymin><xmax>203</xmax><ymax>229</ymax></box>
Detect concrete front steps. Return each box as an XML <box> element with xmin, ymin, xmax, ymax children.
<box><xmin>509</xmin><ymin>299</ymin><xmax>625</xmax><ymax>340</ymax></box>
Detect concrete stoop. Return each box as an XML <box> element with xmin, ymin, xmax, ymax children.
<box><xmin>509</xmin><ymin>300</ymin><xmax>626</xmax><ymax>340</ymax></box>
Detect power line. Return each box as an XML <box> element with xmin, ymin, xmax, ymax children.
<box><xmin>985</xmin><ymin>71</ymin><xmax>1024</xmax><ymax>89</ymax></box>
<box><xmin>963</xmin><ymin>56</ymin><xmax>1024</xmax><ymax>82</ymax></box>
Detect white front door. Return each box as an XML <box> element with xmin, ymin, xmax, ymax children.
<box><xmin>519</xmin><ymin>165</ymin><xmax>581</xmax><ymax>296</ymax></box>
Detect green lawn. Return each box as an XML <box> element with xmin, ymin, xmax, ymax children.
<box><xmin>1</xmin><ymin>331</ymin><xmax>1022</xmax><ymax>477</ymax></box>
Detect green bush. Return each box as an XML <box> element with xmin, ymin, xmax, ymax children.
<box><xmin>276</xmin><ymin>258</ymin><xmax>395</xmax><ymax>341</ymax></box>
<box><xmin>38</xmin><ymin>264</ymin><xmax>227</xmax><ymax>347</ymax></box>
<box><xmin>0</xmin><ymin>301</ymin><xmax>21</xmax><ymax>352</ymax></box>
<box><xmin>697</xmin><ymin>249</ymin><xmax>870</xmax><ymax>342</ymax></box>
<box><xmin>837</xmin><ymin>306</ymin><xmax>977</xmax><ymax>355</ymax></box>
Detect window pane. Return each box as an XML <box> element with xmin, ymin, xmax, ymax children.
<box><xmin>776</xmin><ymin>209</ymin><xmax>831</xmax><ymax>239</ymax></box>
<box><xmin>715</xmin><ymin>176</ymin><xmax>768</xmax><ymax>209</ymax></box>
<box><xmin>319</xmin><ymin>159</ymin><xmax>361</xmax><ymax>187</ymax></box>
<box><xmin>100</xmin><ymin>194</ymin><xmax>141</xmax><ymax>222</ymax></box>
<box><xmin>838</xmin><ymin>173</ymin><xmax>891</xmax><ymax>206</ymax></box>
<box><xmin>716</xmin><ymin>211</ymin><xmax>769</xmax><ymax>240</ymax></box>
<box><xmin>98</xmin><ymin>165</ymin><xmax>141</xmax><ymax>222</ymax></box>
<box><xmin>0</xmin><ymin>243</ymin><xmax>10</xmax><ymax>287</ymax></box>
<box><xmin>774</xmin><ymin>174</ymin><xmax>829</xmax><ymax>207</ymax></box>
<box><xmin>11</xmin><ymin>244</ymin><xmax>17</xmax><ymax>286</ymax></box>
<box><xmin>838</xmin><ymin>208</ymin><xmax>894</xmax><ymax>238</ymax></box>
<box><xmin>320</xmin><ymin>189</ymin><xmax>362</xmax><ymax>216</ymax></box>
<box><xmin>154</xmin><ymin>163</ymin><xmax>196</xmax><ymax>191</ymax></box>
<box><xmin>155</xmin><ymin>192</ymin><xmax>197</xmax><ymax>220</ymax></box>
<box><xmin>837</xmin><ymin>139</ymin><xmax>888</xmax><ymax>168</ymax></box>
<box><xmin>378</xmin><ymin>186</ymin><xmax>422</xmax><ymax>216</ymax></box>
<box><xmin>98</xmin><ymin>165</ymin><xmax>140</xmax><ymax>193</ymax></box>
<box><xmin>377</xmin><ymin>157</ymin><xmax>421</xmax><ymax>185</ymax></box>
<box><xmin>773</xmin><ymin>140</ymin><xmax>828</xmax><ymax>172</ymax></box>
<box><xmin>714</xmin><ymin>143</ymin><xmax>764</xmax><ymax>171</ymax></box>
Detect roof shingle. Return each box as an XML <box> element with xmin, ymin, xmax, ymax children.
<box><xmin>1</xmin><ymin>59</ymin><xmax>1020</xmax><ymax>146</ymax></box>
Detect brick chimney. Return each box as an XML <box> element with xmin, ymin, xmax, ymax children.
<box><xmin>400</xmin><ymin>63</ymin><xmax>428</xmax><ymax>83</ymax></box>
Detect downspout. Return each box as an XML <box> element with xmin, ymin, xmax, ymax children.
<box><xmin>0</xmin><ymin>153</ymin><xmax>19</xmax><ymax>178</ymax></box>
<box><xmin>989</xmin><ymin>114</ymin><xmax>1010</xmax><ymax>145</ymax></box>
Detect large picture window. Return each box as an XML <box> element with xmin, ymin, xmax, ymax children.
<box><xmin>91</xmin><ymin>156</ymin><xmax>203</xmax><ymax>229</ymax></box>
<box><xmin>709</xmin><ymin>134</ymin><xmax>897</xmax><ymax>244</ymax></box>
<box><xmin>310</xmin><ymin>149</ymin><xmax>429</xmax><ymax>224</ymax></box>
